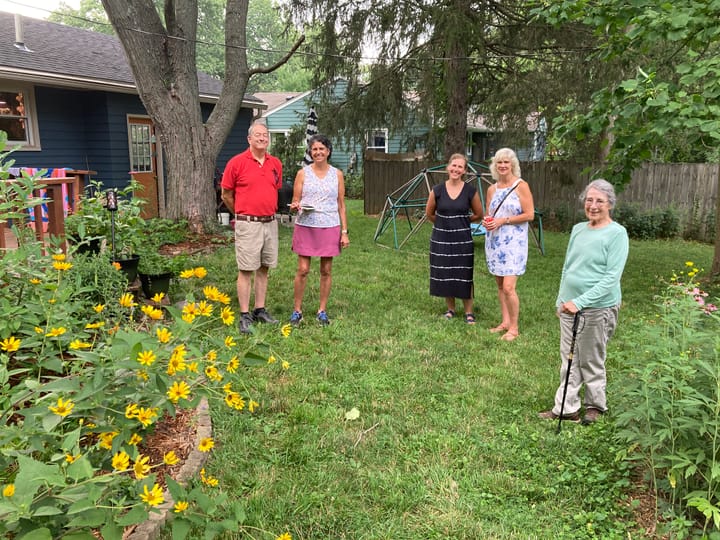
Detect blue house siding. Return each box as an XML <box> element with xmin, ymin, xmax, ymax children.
<box><xmin>8</xmin><ymin>85</ymin><xmax>253</xmax><ymax>192</ymax></box>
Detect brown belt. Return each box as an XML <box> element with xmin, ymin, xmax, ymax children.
<box><xmin>234</xmin><ymin>214</ymin><xmax>275</xmax><ymax>223</ymax></box>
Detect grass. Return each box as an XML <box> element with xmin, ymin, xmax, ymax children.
<box><xmin>166</xmin><ymin>200</ymin><xmax>715</xmax><ymax>539</ymax></box>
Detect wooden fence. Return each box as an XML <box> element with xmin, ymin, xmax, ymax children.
<box><xmin>364</xmin><ymin>154</ymin><xmax>719</xmax><ymax>240</ymax></box>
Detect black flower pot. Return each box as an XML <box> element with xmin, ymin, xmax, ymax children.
<box><xmin>139</xmin><ymin>272</ymin><xmax>173</xmax><ymax>299</ymax></box>
<box><xmin>113</xmin><ymin>255</ymin><xmax>141</xmax><ymax>284</ymax></box>
<box><xmin>75</xmin><ymin>237</ymin><xmax>103</xmax><ymax>255</ymax></box>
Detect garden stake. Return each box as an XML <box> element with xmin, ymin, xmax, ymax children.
<box><xmin>106</xmin><ymin>189</ymin><xmax>118</xmax><ymax>260</ymax></box>
<box><xmin>557</xmin><ymin>311</ymin><xmax>582</xmax><ymax>434</ymax></box>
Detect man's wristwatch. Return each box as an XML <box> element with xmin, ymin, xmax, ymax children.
<box><xmin>341</xmin><ymin>229</ymin><xmax>348</xmax><ymax>234</ymax></box>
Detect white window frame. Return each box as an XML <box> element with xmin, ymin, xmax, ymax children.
<box><xmin>0</xmin><ymin>83</ymin><xmax>41</xmax><ymax>150</ymax></box>
<box><xmin>367</xmin><ymin>128</ymin><xmax>388</xmax><ymax>153</ymax></box>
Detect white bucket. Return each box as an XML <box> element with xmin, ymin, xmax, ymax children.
<box><xmin>220</xmin><ymin>213</ymin><xmax>230</xmax><ymax>226</ymax></box>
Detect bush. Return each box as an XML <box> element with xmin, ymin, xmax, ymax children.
<box><xmin>612</xmin><ymin>263</ymin><xmax>720</xmax><ymax>536</ymax></box>
<box><xmin>613</xmin><ymin>203</ymin><xmax>680</xmax><ymax>240</ymax></box>
<box><xmin>344</xmin><ymin>172</ymin><xmax>364</xmax><ymax>200</ymax></box>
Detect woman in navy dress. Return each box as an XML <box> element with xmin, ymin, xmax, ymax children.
<box><xmin>425</xmin><ymin>153</ymin><xmax>484</xmax><ymax>324</ymax></box>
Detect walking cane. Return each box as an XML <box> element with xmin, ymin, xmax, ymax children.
<box><xmin>557</xmin><ymin>311</ymin><xmax>582</xmax><ymax>434</ymax></box>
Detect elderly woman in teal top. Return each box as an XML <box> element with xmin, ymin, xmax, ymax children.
<box><xmin>289</xmin><ymin>134</ymin><xmax>349</xmax><ymax>326</ymax></box>
<box><xmin>539</xmin><ymin>179</ymin><xmax>629</xmax><ymax>425</ymax></box>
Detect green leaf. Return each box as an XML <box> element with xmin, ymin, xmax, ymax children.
<box><xmin>41</xmin><ymin>412</ymin><xmax>63</xmax><ymax>433</ymax></box>
<box><xmin>61</xmin><ymin>532</ymin><xmax>97</xmax><ymax>540</ymax></box>
<box><xmin>172</xmin><ymin>518</ymin><xmax>192</xmax><ymax>540</ymax></box>
<box><xmin>32</xmin><ymin>505</ymin><xmax>64</xmax><ymax>516</ymax></box>
<box><xmin>66</xmin><ymin>455</ymin><xmax>95</xmax><ymax>481</ymax></box>
<box><xmin>66</xmin><ymin>508</ymin><xmax>106</xmax><ymax>527</ymax></box>
<box><xmin>100</xmin><ymin>522</ymin><xmax>123</xmax><ymax>540</ymax></box>
<box><xmin>116</xmin><ymin>505</ymin><xmax>149</xmax><ymax>526</ymax></box>
<box><xmin>18</xmin><ymin>529</ymin><xmax>52</xmax><ymax>540</ymax></box>
<box><xmin>66</xmin><ymin>497</ymin><xmax>98</xmax><ymax>515</ymax></box>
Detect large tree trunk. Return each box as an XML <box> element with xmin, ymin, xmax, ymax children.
<box><xmin>442</xmin><ymin>1</ymin><xmax>470</xmax><ymax>160</ymax></box>
<box><xmin>101</xmin><ymin>0</ymin><xmax>251</xmax><ymax>233</ymax></box>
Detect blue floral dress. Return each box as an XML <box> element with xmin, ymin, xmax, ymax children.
<box><xmin>485</xmin><ymin>179</ymin><xmax>528</xmax><ymax>276</ymax></box>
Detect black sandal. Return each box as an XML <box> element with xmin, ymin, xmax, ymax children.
<box><xmin>443</xmin><ymin>310</ymin><xmax>455</xmax><ymax>319</ymax></box>
<box><xmin>465</xmin><ymin>313</ymin><xmax>476</xmax><ymax>325</ymax></box>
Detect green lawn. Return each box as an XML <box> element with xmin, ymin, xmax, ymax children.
<box><xmin>174</xmin><ymin>200</ymin><xmax>714</xmax><ymax>539</ymax></box>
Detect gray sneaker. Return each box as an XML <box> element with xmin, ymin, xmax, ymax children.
<box><xmin>253</xmin><ymin>307</ymin><xmax>279</xmax><ymax>324</ymax></box>
<box><xmin>239</xmin><ymin>312</ymin><xmax>254</xmax><ymax>334</ymax></box>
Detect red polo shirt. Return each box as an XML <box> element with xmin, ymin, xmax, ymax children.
<box><xmin>221</xmin><ymin>149</ymin><xmax>282</xmax><ymax>216</ymax></box>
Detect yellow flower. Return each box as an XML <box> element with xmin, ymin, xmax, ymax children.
<box><xmin>137</xmin><ymin>349</ymin><xmax>157</xmax><ymax>367</ymax></box>
<box><xmin>119</xmin><ymin>292</ymin><xmax>137</xmax><ymax>308</ymax></box>
<box><xmin>112</xmin><ymin>261</ymin><xmax>122</xmax><ymax>270</ymax></box>
<box><xmin>125</xmin><ymin>403</ymin><xmax>140</xmax><ymax>419</ymax></box>
<box><xmin>206</xmin><ymin>349</ymin><xmax>218</xmax><ymax>362</ymax></box>
<box><xmin>0</xmin><ymin>336</ymin><xmax>21</xmax><ymax>352</ymax></box>
<box><xmin>200</xmin><ymin>468</ymin><xmax>219</xmax><ymax>487</ymax></box>
<box><xmin>173</xmin><ymin>500</ymin><xmax>189</xmax><ymax>513</ymax></box>
<box><xmin>137</xmin><ymin>369</ymin><xmax>149</xmax><ymax>382</ymax></box>
<box><xmin>267</xmin><ymin>355</ymin><xmax>277</xmax><ymax>364</ymax></box>
<box><xmin>29</xmin><ymin>277</ymin><xmax>41</xmax><ymax>284</ymax></box>
<box><xmin>128</xmin><ymin>433</ymin><xmax>143</xmax><ymax>446</ymax></box>
<box><xmin>140</xmin><ymin>483</ymin><xmax>164</xmax><ymax>507</ymax></box>
<box><xmin>193</xmin><ymin>267</ymin><xmax>207</xmax><ymax>278</ymax></box>
<box><xmin>224</xmin><ymin>336</ymin><xmax>237</xmax><ymax>348</ymax></box>
<box><xmin>163</xmin><ymin>451</ymin><xmax>180</xmax><ymax>466</ymax></box>
<box><xmin>248</xmin><ymin>400</ymin><xmax>259</xmax><ymax>413</ymax></box>
<box><xmin>179</xmin><ymin>269</ymin><xmax>195</xmax><ymax>279</ymax></box>
<box><xmin>133</xmin><ymin>454</ymin><xmax>151</xmax><ymax>479</ymax></box>
<box><xmin>151</xmin><ymin>292</ymin><xmax>165</xmax><ymax>303</ymax></box>
<box><xmin>203</xmin><ymin>285</ymin><xmax>220</xmax><ymax>300</ymax></box>
<box><xmin>216</xmin><ymin>291</ymin><xmax>231</xmax><ymax>304</ymax></box>
<box><xmin>187</xmin><ymin>361</ymin><xmax>199</xmax><ymax>373</ymax></box>
<box><xmin>3</xmin><ymin>484</ymin><xmax>15</xmax><ymax>497</ymax></box>
<box><xmin>49</xmin><ymin>397</ymin><xmax>74</xmax><ymax>417</ymax></box>
<box><xmin>282</xmin><ymin>360</ymin><xmax>290</xmax><ymax>370</ymax></box>
<box><xmin>65</xmin><ymin>453</ymin><xmax>81</xmax><ymax>463</ymax></box>
<box><xmin>167</xmin><ymin>380</ymin><xmax>191</xmax><ymax>403</ymax></box>
<box><xmin>85</xmin><ymin>321</ymin><xmax>105</xmax><ymax>329</ymax></box>
<box><xmin>93</xmin><ymin>303</ymin><xmax>106</xmax><ymax>313</ymax></box>
<box><xmin>156</xmin><ymin>327</ymin><xmax>172</xmax><ymax>343</ymax></box>
<box><xmin>112</xmin><ymin>451</ymin><xmax>130</xmax><ymax>471</ymax></box>
<box><xmin>99</xmin><ymin>431</ymin><xmax>118</xmax><ymax>450</ymax></box>
<box><xmin>204</xmin><ymin>365</ymin><xmax>222</xmax><ymax>382</ymax></box>
<box><xmin>69</xmin><ymin>339</ymin><xmax>92</xmax><ymax>350</ymax></box>
<box><xmin>222</xmin><ymin>382</ymin><xmax>233</xmax><ymax>393</ymax></box>
<box><xmin>198</xmin><ymin>437</ymin><xmax>214</xmax><ymax>452</ymax></box>
<box><xmin>51</xmin><ymin>252</ymin><xmax>66</xmax><ymax>261</ymax></box>
<box><xmin>53</xmin><ymin>261</ymin><xmax>73</xmax><ymax>271</ymax></box>
<box><xmin>685</xmin><ymin>261</ymin><xmax>694</xmax><ymax>267</ymax></box>
<box><xmin>220</xmin><ymin>306</ymin><xmax>235</xmax><ymax>326</ymax></box>
<box><xmin>281</xmin><ymin>324</ymin><xmax>292</xmax><ymax>338</ymax></box>
<box><xmin>141</xmin><ymin>305</ymin><xmax>164</xmax><ymax>320</ymax></box>
<box><xmin>276</xmin><ymin>533</ymin><xmax>292</xmax><ymax>540</ymax></box>
<box><xmin>47</xmin><ymin>327</ymin><xmax>67</xmax><ymax>337</ymax></box>
<box><xmin>135</xmin><ymin>407</ymin><xmax>157</xmax><ymax>427</ymax></box>
<box><xmin>227</xmin><ymin>356</ymin><xmax>239</xmax><ymax>374</ymax></box>
<box><xmin>224</xmin><ymin>392</ymin><xmax>245</xmax><ymax>410</ymax></box>
<box><xmin>197</xmin><ymin>300</ymin><xmax>213</xmax><ymax>317</ymax></box>
<box><xmin>34</xmin><ymin>326</ymin><xmax>44</xmax><ymax>333</ymax></box>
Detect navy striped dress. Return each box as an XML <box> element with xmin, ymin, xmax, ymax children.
<box><xmin>429</xmin><ymin>182</ymin><xmax>477</xmax><ymax>299</ymax></box>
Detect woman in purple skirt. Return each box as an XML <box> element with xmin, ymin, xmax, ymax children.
<box><xmin>288</xmin><ymin>134</ymin><xmax>350</xmax><ymax>326</ymax></box>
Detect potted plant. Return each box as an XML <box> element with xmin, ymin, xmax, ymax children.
<box><xmin>137</xmin><ymin>247</ymin><xmax>176</xmax><ymax>299</ymax></box>
<box><xmin>65</xmin><ymin>183</ymin><xmax>110</xmax><ymax>254</ymax></box>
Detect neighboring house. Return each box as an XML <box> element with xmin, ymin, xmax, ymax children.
<box><xmin>259</xmin><ymin>80</ymin><xmax>428</xmax><ymax>176</ymax></box>
<box><xmin>259</xmin><ymin>80</ymin><xmax>541</xmax><ymax>177</ymax></box>
<box><xmin>0</xmin><ymin>12</ymin><xmax>264</xmax><ymax>217</ymax></box>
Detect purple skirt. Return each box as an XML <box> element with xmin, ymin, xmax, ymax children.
<box><xmin>292</xmin><ymin>224</ymin><xmax>341</xmax><ymax>257</ymax></box>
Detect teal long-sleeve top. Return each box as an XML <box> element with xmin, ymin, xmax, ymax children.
<box><xmin>556</xmin><ymin>221</ymin><xmax>629</xmax><ymax>310</ymax></box>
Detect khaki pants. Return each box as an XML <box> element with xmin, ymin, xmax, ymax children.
<box><xmin>552</xmin><ymin>306</ymin><xmax>619</xmax><ymax>415</ymax></box>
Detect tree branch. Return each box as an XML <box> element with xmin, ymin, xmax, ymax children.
<box><xmin>248</xmin><ymin>34</ymin><xmax>306</xmax><ymax>76</ymax></box>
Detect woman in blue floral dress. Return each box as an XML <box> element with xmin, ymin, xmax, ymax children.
<box><xmin>482</xmin><ymin>148</ymin><xmax>535</xmax><ymax>341</ymax></box>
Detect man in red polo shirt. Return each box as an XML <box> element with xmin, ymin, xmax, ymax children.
<box><xmin>221</xmin><ymin>121</ymin><xmax>283</xmax><ymax>334</ymax></box>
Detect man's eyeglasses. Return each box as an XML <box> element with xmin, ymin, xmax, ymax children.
<box><xmin>584</xmin><ymin>198</ymin><xmax>608</xmax><ymax>206</ymax></box>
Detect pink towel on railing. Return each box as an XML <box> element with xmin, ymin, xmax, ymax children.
<box><xmin>17</xmin><ymin>167</ymin><xmax>71</xmax><ymax>232</ymax></box>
